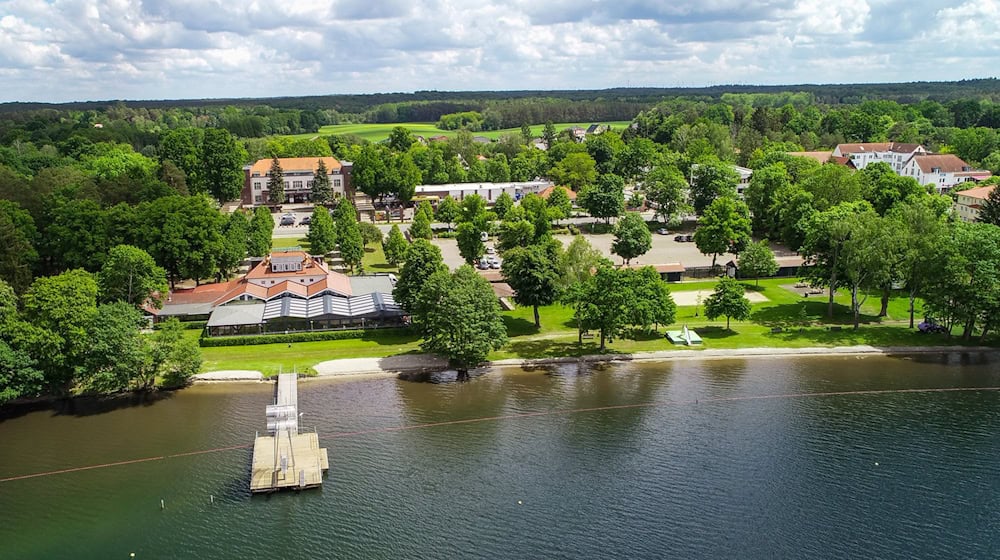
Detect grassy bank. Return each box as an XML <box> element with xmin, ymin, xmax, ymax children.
<box><xmin>196</xmin><ymin>277</ymin><xmax>990</xmax><ymax>376</ymax></box>
<box><xmin>283</xmin><ymin>121</ymin><xmax>632</xmax><ymax>142</ymax></box>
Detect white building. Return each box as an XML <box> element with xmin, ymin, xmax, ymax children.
<box><xmin>832</xmin><ymin>143</ymin><xmax>927</xmax><ymax>173</ymax></box>
<box><xmin>413</xmin><ymin>181</ymin><xmax>553</xmax><ymax>204</ymax></box>
<box><xmin>953</xmin><ymin>185</ymin><xmax>996</xmax><ymax>222</ymax></box>
<box><xmin>900</xmin><ymin>154</ymin><xmax>992</xmax><ymax>193</ymax></box>
<box><xmin>242</xmin><ymin>157</ymin><xmax>349</xmax><ymax>205</ymax></box>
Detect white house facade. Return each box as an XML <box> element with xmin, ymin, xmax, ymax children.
<box><xmin>242</xmin><ymin>157</ymin><xmax>349</xmax><ymax>205</ymax></box>
<box><xmin>900</xmin><ymin>154</ymin><xmax>992</xmax><ymax>193</ymax></box>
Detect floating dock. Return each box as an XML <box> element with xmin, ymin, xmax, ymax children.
<box><xmin>250</xmin><ymin>374</ymin><xmax>329</xmax><ymax>493</ymax></box>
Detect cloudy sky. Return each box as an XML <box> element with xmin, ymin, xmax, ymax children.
<box><xmin>0</xmin><ymin>0</ymin><xmax>997</xmax><ymax>103</ymax></box>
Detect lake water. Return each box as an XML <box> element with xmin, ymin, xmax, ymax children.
<box><xmin>1</xmin><ymin>353</ymin><xmax>999</xmax><ymax>559</ymax></box>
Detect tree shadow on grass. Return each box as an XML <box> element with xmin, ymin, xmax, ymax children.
<box><xmin>506</xmin><ymin>339</ymin><xmax>621</xmax><ymax>360</ymax></box>
<box><xmin>503</xmin><ymin>316</ymin><xmax>539</xmax><ymax>337</ymax></box>
<box><xmin>367</xmin><ymin>263</ymin><xmax>397</xmax><ymax>271</ymax></box>
<box><xmin>750</xmin><ymin>301</ymin><xmax>879</xmax><ymax>327</ymax></box>
<box><xmin>360</xmin><ymin>329</ymin><xmax>421</xmax><ymax>346</ymax></box>
<box><xmin>695</xmin><ymin>326</ymin><xmax>739</xmax><ymax>340</ymax></box>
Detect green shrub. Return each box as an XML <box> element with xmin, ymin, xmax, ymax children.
<box><xmin>436</xmin><ymin>231</ymin><xmax>458</xmax><ymax>238</ymax></box>
<box><xmin>199</xmin><ymin>327</ymin><xmax>415</xmax><ymax>347</ymax></box>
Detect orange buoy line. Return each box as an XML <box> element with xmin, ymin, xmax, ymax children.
<box><xmin>2</xmin><ymin>386</ymin><xmax>998</xmax><ymax>484</ymax></box>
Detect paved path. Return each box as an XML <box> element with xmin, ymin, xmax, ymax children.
<box><xmin>192</xmin><ymin>370</ymin><xmax>265</xmax><ymax>382</ymax></box>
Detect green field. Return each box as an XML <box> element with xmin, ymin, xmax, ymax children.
<box><xmin>196</xmin><ymin>277</ymin><xmax>989</xmax><ymax>375</ymax></box>
<box><xmin>284</xmin><ymin>121</ymin><xmax>632</xmax><ymax>142</ymax></box>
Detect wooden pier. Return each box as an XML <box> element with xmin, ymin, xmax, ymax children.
<box><xmin>250</xmin><ymin>373</ymin><xmax>329</xmax><ymax>493</ymax></box>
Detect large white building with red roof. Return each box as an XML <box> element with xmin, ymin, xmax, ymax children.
<box><xmin>242</xmin><ymin>157</ymin><xmax>351</xmax><ymax>205</ymax></box>
<box><xmin>832</xmin><ymin>142</ymin><xmax>927</xmax><ymax>173</ymax></box>
<box><xmin>157</xmin><ymin>251</ymin><xmax>402</xmax><ymax>336</ymax></box>
<box><xmin>900</xmin><ymin>154</ymin><xmax>993</xmax><ymax>193</ymax></box>
<box><xmin>953</xmin><ymin>184</ymin><xmax>997</xmax><ymax>222</ymax></box>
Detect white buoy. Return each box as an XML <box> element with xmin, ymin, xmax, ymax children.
<box><xmin>517</xmin><ymin>500</ymin><xmax>522</xmax><ymax>505</ymax></box>
<box><xmin>210</xmin><ymin>495</ymin><xmax>214</xmax><ymax>505</ymax></box>
<box><xmin>875</xmin><ymin>462</ymin><xmax>879</xmax><ymax>466</ymax></box>
<box><xmin>160</xmin><ymin>499</ymin><xmax>164</xmax><ymax>510</ymax></box>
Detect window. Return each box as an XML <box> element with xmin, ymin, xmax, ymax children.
<box><xmin>293</xmin><ymin>181</ymin><xmax>303</xmax><ymax>189</ymax></box>
<box><xmin>307</xmin><ymin>180</ymin><xmax>313</xmax><ymax>188</ymax></box>
<box><xmin>253</xmin><ymin>181</ymin><xmax>262</xmax><ymax>190</ymax></box>
<box><xmin>333</xmin><ymin>179</ymin><xmax>342</xmax><ymax>188</ymax></box>
<box><xmin>254</xmin><ymin>195</ymin><xmax>262</xmax><ymax>203</ymax></box>
<box><xmin>284</xmin><ymin>181</ymin><xmax>290</xmax><ymax>188</ymax></box>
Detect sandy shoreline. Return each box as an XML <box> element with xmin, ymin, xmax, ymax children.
<box><xmin>192</xmin><ymin>345</ymin><xmax>999</xmax><ymax>383</ymax></box>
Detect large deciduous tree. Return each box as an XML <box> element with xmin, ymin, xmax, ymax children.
<box><xmin>97</xmin><ymin>245</ymin><xmax>169</xmax><ymax>308</ymax></box>
<box><xmin>200</xmin><ymin>128</ymin><xmax>247</xmax><ymax>201</ymax></box>
<box><xmin>801</xmin><ymin>201</ymin><xmax>872</xmax><ymax>318</ymax></box>
<box><xmin>393</xmin><ymin>239</ymin><xmax>447</xmax><ymax>311</ymax></box>
<box><xmin>578</xmin><ymin>173</ymin><xmax>625</xmax><ymax>223</ymax></box>
<box><xmin>434</xmin><ymin>195</ymin><xmax>461</xmax><ymax>230</ymax></box>
<box><xmin>744</xmin><ymin>163</ymin><xmax>790</xmax><ymax>236</ymax></box>
<box><xmin>643</xmin><ymin>165</ymin><xmax>690</xmax><ymax>225</ymax></box>
<box><xmin>689</xmin><ymin>157</ymin><xmax>738</xmax><ymax>215</ymax></box>
<box><xmin>704</xmin><ymin>276</ymin><xmax>752</xmax><ymax>330</ymax></box>
<box><xmin>456</xmin><ymin>222</ymin><xmax>485</xmax><ymax>265</ymax></box>
<box><xmin>136</xmin><ymin>195</ymin><xmax>226</xmax><ymax>287</ymax></box>
<box><xmin>694</xmin><ymin>196</ymin><xmax>751</xmax><ymax>268</ymax></box>
<box><xmin>546</xmin><ymin>186</ymin><xmax>573</xmax><ymax>223</ymax></box>
<box><xmin>334</xmin><ymin>200</ymin><xmax>363</xmax><ymax>271</ymax></box>
<box><xmin>737</xmin><ymin>240</ymin><xmax>779</xmax><ymax>286</ymax></box>
<box><xmin>409</xmin><ymin>206</ymin><xmax>433</xmax><ymax>240</ymax></box>
<box><xmin>247</xmin><ymin>206</ymin><xmax>274</xmax><ymax>257</ymax></box>
<box><xmin>501</xmin><ymin>243</ymin><xmax>562</xmax><ymax>327</ymax></box>
<box><xmin>611</xmin><ymin>212</ymin><xmax>652</xmax><ymax>265</ymax></box>
<box><xmin>412</xmin><ymin>265</ymin><xmax>507</xmax><ymax>377</ymax></box>
<box><xmin>551</xmin><ymin>152</ymin><xmax>597</xmax><ymax>192</ymax></box>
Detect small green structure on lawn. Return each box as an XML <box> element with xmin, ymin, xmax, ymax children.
<box><xmin>666</xmin><ymin>325</ymin><xmax>703</xmax><ymax>345</ymax></box>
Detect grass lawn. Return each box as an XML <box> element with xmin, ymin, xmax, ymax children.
<box><xmin>362</xmin><ymin>241</ymin><xmax>397</xmax><ymax>274</ymax></box>
<box><xmin>282</xmin><ymin>121</ymin><xmax>632</xmax><ymax>142</ymax></box>
<box><xmin>272</xmin><ymin>237</ymin><xmax>311</xmax><ymax>251</ymax></box>
<box><xmin>194</xmin><ymin>276</ymin><xmax>984</xmax><ymax>374</ymax></box>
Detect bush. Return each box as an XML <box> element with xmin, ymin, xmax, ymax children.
<box><xmin>567</xmin><ymin>224</ymin><xmax>580</xmax><ymax>235</ymax></box>
<box><xmin>436</xmin><ymin>231</ymin><xmax>458</xmax><ymax>238</ymax></box>
<box><xmin>199</xmin><ymin>327</ymin><xmax>415</xmax><ymax>347</ymax></box>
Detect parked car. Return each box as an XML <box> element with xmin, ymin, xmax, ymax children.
<box><xmin>674</xmin><ymin>235</ymin><xmax>685</xmax><ymax>242</ymax></box>
<box><xmin>486</xmin><ymin>246</ymin><xmax>496</xmax><ymax>255</ymax></box>
<box><xmin>657</xmin><ymin>228</ymin><xmax>670</xmax><ymax>235</ymax></box>
<box><xmin>489</xmin><ymin>256</ymin><xmax>501</xmax><ymax>269</ymax></box>
<box><xmin>279</xmin><ymin>214</ymin><xmax>295</xmax><ymax>226</ymax></box>
<box><xmin>477</xmin><ymin>257</ymin><xmax>491</xmax><ymax>270</ymax></box>
<box><xmin>480</xmin><ymin>231</ymin><xmax>489</xmax><ymax>242</ymax></box>
<box><xmin>684</xmin><ymin>234</ymin><xmax>694</xmax><ymax>242</ymax></box>
<box><xmin>299</xmin><ymin>216</ymin><xmax>312</xmax><ymax>226</ymax></box>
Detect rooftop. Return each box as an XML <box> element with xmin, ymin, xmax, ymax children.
<box><xmin>248</xmin><ymin>157</ymin><xmax>342</xmax><ymax>176</ymax></box>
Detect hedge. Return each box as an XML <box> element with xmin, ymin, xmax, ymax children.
<box><xmin>199</xmin><ymin>327</ymin><xmax>416</xmax><ymax>347</ymax></box>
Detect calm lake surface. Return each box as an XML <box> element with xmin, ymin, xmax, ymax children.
<box><xmin>2</xmin><ymin>354</ymin><xmax>1000</xmax><ymax>559</ymax></box>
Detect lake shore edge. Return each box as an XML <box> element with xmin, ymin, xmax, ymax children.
<box><xmin>193</xmin><ymin>344</ymin><xmax>1000</xmax><ymax>383</ymax></box>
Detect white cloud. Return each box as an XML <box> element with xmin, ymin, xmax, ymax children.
<box><xmin>0</xmin><ymin>0</ymin><xmax>994</xmax><ymax>102</ymax></box>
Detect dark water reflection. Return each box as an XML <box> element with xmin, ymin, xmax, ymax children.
<box><xmin>2</xmin><ymin>353</ymin><xmax>1000</xmax><ymax>559</ymax></box>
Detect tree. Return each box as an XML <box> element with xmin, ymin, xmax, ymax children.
<box><xmin>393</xmin><ymin>239</ymin><xmax>447</xmax><ymax>311</ymax></box>
<box><xmin>643</xmin><ymin>165</ymin><xmax>689</xmax><ymax>225</ymax></box>
<box><xmin>247</xmin><ymin>206</ymin><xmax>274</xmax><ymax>257</ymax></box>
<box><xmin>976</xmin><ymin>186</ymin><xmax>1000</xmax><ymax>226</ymax></box>
<box><xmin>390</xmin><ymin>153</ymin><xmax>421</xmax><ymax>205</ymax></box>
<box><xmin>147</xmin><ymin>319</ymin><xmax>202</xmax><ymax>389</ymax></box>
<box><xmin>801</xmin><ymin>201</ymin><xmax>872</xmax><ymax>318</ymax></box>
<box><xmin>493</xmin><ymin>191</ymin><xmax>514</xmax><ymax>220</ymax></box>
<box><xmin>456</xmin><ymin>222</ymin><xmax>485</xmax><ymax>265</ymax></box>
<box><xmin>310</xmin><ymin>158</ymin><xmax>334</xmax><ymax>204</ymax></box>
<box><xmin>704</xmin><ymin>276</ymin><xmax>752</xmax><ymax>330</ymax></box>
<box><xmin>359</xmin><ymin>221</ymin><xmax>383</xmax><ymax>247</ymax></box>
<box><xmin>501</xmin><ymin>244</ymin><xmax>562</xmax><ymax>327</ymax></box>
<box><xmin>38</xmin><ymin>197</ymin><xmax>110</xmax><ymax>273</ymax></box>
<box><xmin>543</xmin><ymin>121</ymin><xmax>557</xmax><ymax>148</ymax></box>
<box><xmin>200</xmin><ymin>128</ymin><xmax>247</xmax><ymax>201</ymax></box>
<box><xmin>738</xmin><ymin>240</ymin><xmax>779</xmax><ymax>286</ymax></box>
<box><xmin>889</xmin><ymin>199</ymin><xmax>950</xmax><ymax>328</ymax></box>
<box><xmin>626</xmin><ymin>266</ymin><xmax>677</xmax><ymax>333</ymax></box>
<box><xmin>435</xmin><ymin>195</ymin><xmax>461</xmax><ymax>230</ymax></box>
<box><xmin>22</xmin><ymin>269</ymin><xmax>99</xmax><ymax>390</ymax></box>
<box><xmin>383</xmin><ymin>224</ymin><xmax>408</xmax><ymax>267</ymax></box>
<box><xmin>97</xmin><ymin>245</ymin><xmax>169</xmax><ymax>308</ymax></box>
<box><xmin>136</xmin><ymin>195</ymin><xmax>226</xmax><ymax>287</ymax></box>
<box><xmin>551</xmin><ymin>152</ymin><xmax>598</xmax><ymax>192</ymax></box>
<box><xmin>838</xmin><ymin>211</ymin><xmax>899</xmax><ymax>329</ymax></box>
<box><xmin>218</xmin><ymin>211</ymin><xmax>250</xmax><ymax>280</ymax></box>
<box><xmin>546</xmin><ymin>186</ymin><xmax>573</xmax><ymax>223</ymax></box>
<box><xmin>578</xmin><ymin>173</ymin><xmax>625</xmax><ymax>223</ymax></box>
<box><xmin>744</xmin><ymin>163</ymin><xmax>790</xmax><ymax>235</ymax></box>
<box><xmin>497</xmin><ymin>219</ymin><xmax>535</xmax><ymax>253</ymax></box>
<box><xmin>485</xmin><ymin>154</ymin><xmax>511</xmax><ymax>182</ymax></box>
<box><xmin>689</xmin><ymin>158</ymin><xmax>738</xmax><ymax>215</ymax></box>
<box><xmin>801</xmin><ymin>164</ymin><xmax>862</xmax><ymax>211</ymax></box>
<box><xmin>459</xmin><ymin>194</ymin><xmax>488</xmax><ymax>224</ymax></box>
<box><xmin>567</xmin><ymin>265</ymin><xmax>630</xmax><ymax>350</ymax></box>
<box><xmin>267</xmin><ymin>156</ymin><xmax>286</xmax><ymax>204</ymax></box>
<box><xmin>307</xmin><ymin>207</ymin><xmax>337</xmax><ymax>255</ymax></box>
<box><xmin>770</xmin><ymin>183</ymin><xmax>815</xmax><ymax>251</ymax></box>
<box><xmin>78</xmin><ymin>302</ymin><xmax>149</xmax><ymax>393</ymax></box>
<box><xmin>413</xmin><ymin>265</ymin><xmax>507</xmax><ymax>376</ymax></box>
<box><xmin>352</xmin><ymin>144</ymin><xmax>389</xmax><ymax>202</ymax></box>
<box><xmin>0</xmin><ymin>205</ymin><xmax>37</xmax><ymax>293</ymax></box>
<box><xmin>159</xmin><ymin>128</ymin><xmax>203</xmax><ymax>192</ymax></box>
<box><xmin>694</xmin><ymin>196</ymin><xmax>751</xmax><ymax>268</ymax></box>
<box><xmin>0</xmin><ymin>338</ymin><xmax>44</xmax><ymax>405</ymax></box>
<box><xmin>387</xmin><ymin>126</ymin><xmax>416</xmax><ymax>152</ymax></box>
<box><xmin>559</xmin><ymin>235</ymin><xmax>606</xmax><ymax>287</ymax></box>
<box><xmin>409</xmin><ymin>206</ymin><xmax>432</xmax><ymax>240</ymax></box>
<box><xmin>859</xmin><ymin>162</ymin><xmax>923</xmax><ymax>216</ymax></box>
<box><xmin>611</xmin><ymin>212</ymin><xmax>652</xmax><ymax>265</ymax></box>
<box><xmin>334</xmin><ymin>200</ymin><xmax>363</xmax><ymax>271</ymax></box>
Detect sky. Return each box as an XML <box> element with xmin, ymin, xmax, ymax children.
<box><xmin>0</xmin><ymin>0</ymin><xmax>997</xmax><ymax>103</ymax></box>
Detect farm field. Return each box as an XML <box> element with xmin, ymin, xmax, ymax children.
<box><xmin>283</xmin><ymin>121</ymin><xmax>632</xmax><ymax>142</ymax></box>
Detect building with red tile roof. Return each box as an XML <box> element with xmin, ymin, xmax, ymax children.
<box><xmin>900</xmin><ymin>154</ymin><xmax>992</xmax><ymax>193</ymax></box>
<box><xmin>953</xmin><ymin>184</ymin><xmax>997</xmax><ymax>222</ymax></box>
<box><xmin>241</xmin><ymin>157</ymin><xmax>351</xmax><ymax>206</ymax></box>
